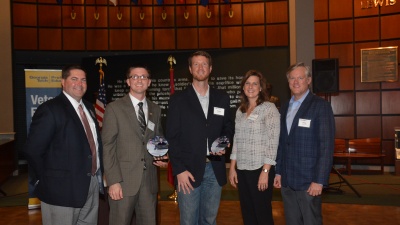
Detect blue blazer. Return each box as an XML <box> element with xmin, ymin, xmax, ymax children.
<box><xmin>166</xmin><ymin>85</ymin><xmax>234</xmax><ymax>188</ymax></box>
<box><xmin>276</xmin><ymin>91</ymin><xmax>335</xmax><ymax>191</ymax></box>
<box><xmin>24</xmin><ymin>93</ymin><xmax>104</xmax><ymax>208</ymax></box>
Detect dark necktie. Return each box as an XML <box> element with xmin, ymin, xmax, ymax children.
<box><xmin>78</xmin><ymin>104</ymin><xmax>97</xmax><ymax>175</ymax></box>
<box><xmin>138</xmin><ymin>102</ymin><xmax>146</xmax><ymax>135</ymax></box>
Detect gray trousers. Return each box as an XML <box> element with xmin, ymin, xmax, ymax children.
<box><xmin>41</xmin><ymin>175</ymin><xmax>99</xmax><ymax>225</ymax></box>
<box><xmin>281</xmin><ymin>186</ymin><xmax>322</xmax><ymax>225</ymax></box>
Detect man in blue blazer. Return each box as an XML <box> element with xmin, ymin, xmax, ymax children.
<box><xmin>24</xmin><ymin>65</ymin><xmax>104</xmax><ymax>225</ymax></box>
<box><xmin>166</xmin><ymin>51</ymin><xmax>234</xmax><ymax>225</ymax></box>
<box><xmin>274</xmin><ymin>62</ymin><xmax>335</xmax><ymax>225</ymax></box>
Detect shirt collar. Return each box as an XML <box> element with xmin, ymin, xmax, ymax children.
<box><xmin>289</xmin><ymin>89</ymin><xmax>309</xmax><ymax>105</ymax></box>
<box><xmin>192</xmin><ymin>84</ymin><xmax>210</xmax><ymax>98</ymax></box>
<box><xmin>63</xmin><ymin>91</ymin><xmax>82</xmax><ymax>109</ymax></box>
<box><xmin>129</xmin><ymin>93</ymin><xmax>147</xmax><ymax>107</ymax></box>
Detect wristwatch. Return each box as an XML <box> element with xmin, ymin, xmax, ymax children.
<box><xmin>262</xmin><ymin>168</ymin><xmax>269</xmax><ymax>173</ymax></box>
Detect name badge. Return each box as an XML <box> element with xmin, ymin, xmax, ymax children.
<box><xmin>248</xmin><ymin>114</ymin><xmax>259</xmax><ymax>121</ymax></box>
<box><xmin>298</xmin><ymin>119</ymin><xmax>311</xmax><ymax>128</ymax></box>
<box><xmin>147</xmin><ymin>121</ymin><xmax>155</xmax><ymax>131</ymax></box>
<box><xmin>214</xmin><ymin>107</ymin><xmax>225</xmax><ymax>116</ymax></box>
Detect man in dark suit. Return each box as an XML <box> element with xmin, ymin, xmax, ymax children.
<box><xmin>166</xmin><ymin>51</ymin><xmax>234</xmax><ymax>225</ymax></box>
<box><xmin>102</xmin><ymin>66</ymin><xmax>167</xmax><ymax>225</ymax></box>
<box><xmin>24</xmin><ymin>65</ymin><xmax>104</xmax><ymax>225</ymax></box>
<box><xmin>274</xmin><ymin>62</ymin><xmax>335</xmax><ymax>225</ymax></box>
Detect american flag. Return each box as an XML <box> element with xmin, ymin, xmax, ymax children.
<box><xmin>95</xmin><ymin>75</ymin><xmax>106</xmax><ymax>128</ymax></box>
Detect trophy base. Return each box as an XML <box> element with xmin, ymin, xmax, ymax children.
<box><xmin>207</xmin><ymin>155</ymin><xmax>221</xmax><ymax>161</ymax></box>
<box><xmin>168</xmin><ymin>189</ymin><xmax>178</xmax><ymax>201</ymax></box>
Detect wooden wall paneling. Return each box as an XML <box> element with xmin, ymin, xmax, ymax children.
<box><xmin>243</xmin><ymin>3</ymin><xmax>265</xmax><ymax>24</ymax></box>
<box><xmin>266</xmin><ymin>1</ymin><xmax>288</xmax><ymax>23</ymax></box>
<box><xmin>116</xmin><ymin>0</ymin><xmax>132</xmax><ymax>5</ymax></box>
<box><xmin>315</xmin><ymin>45</ymin><xmax>329</xmax><ymax>59</ymax></box>
<box><xmin>356</xmin><ymin>116</ymin><xmax>381</xmax><ymax>138</ymax></box>
<box><xmin>131</xmin><ymin>29</ymin><xmax>153</xmax><ymax>50</ymax></box>
<box><xmin>329</xmin><ymin>44</ymin><xmax>354</xmax><ymax>66</ymax></box>
<box><xmin>86</xmin><ymin>0</ymin><xmax>108</xmax><ymax>4</ymax></box>
<box><xmin>182</xmin><ymin>0</ymin><xmax>198</xmax><ymax>3</ymax></box>
<box><xmin>13</xmin><ymin>28</ymin><xmax>38</xmax><ymax>50</ymax></box>
<box><xmin>220</xmin><ymin>4</ymin><xmax>242</xmax><ymax>26</ymax></box>
<box><xmin>153</xmin><ymin>6</ymin><xmax>175</xmax><ymax>27</ymax></box>
<box><xmin>14</xmin><ymin>0</ymin><xmax>36</xmax><ymax>2</ymax></box>
<box><xmin>177</xmin><ymin>28</ymin><xmax>199</xmax><ymax>50</ymax></box>
<box><xmin>198</xmin><ymin>5</ymin><xmax>220</xmax><ymax>26</ymax></box>
<box><xmin>331</xmin><ymin>92</ymin><xmax>354</xmax><ymax>115</ymax></box>
<box><xmin>381</xmin><ymin>40</ymin><xmax>400</xmax><ymax>63</ymax></box>
<box><xmin>154</xmin><ymin>29</ymin><xmax>176</xmax><ymax>50</ymax></box>
<box><xmin>354</xmin><ymin>67</ymin><xmax>380</xmax><ymax>90</ymax></box>
<box><xmin>355</xmin><ymin>91</ymin><xmax>381</xmax><ymax>114</ymax></box>
<box><xmin>175</xmin><ymin>6</ymin><xmax>197</xmax><ymax>27</ymax></box>
<box><xmin>266</xmin><ymin>24</ymin><xmax>288</xmax><ymax>46</ymax></box>
<box><xmin>131</xmin><ymin>6</ymin><xmax>153</xmax><ymax>28</ymax></box>
<box><xmin>339</xmin><ymin>67</ymin><xmax>354</xmax><ymax>90</ymax></box>
<box><xmin>329</xmin><ymin>0</ymin><xmax>353</xmax><ymax>19</ymax></box>
<box><xmin>243</xmin><ymin>25</ymin><xmax>265</xmax><ymax>47</ymax></box>
<box><xmin>38</xmin><ymin>0</ymin><xmax>60</xmax><ymax>3</ymax></box>
<box><xmin>380</xmin><ymin>0</ymin><xmax>400</xmax><ymax>14</ymax></box>
<box><xmin>221</xmin><ymin>27</ymin><xmax>242</xmax><ymax>48</ymax></box>
<box><xmin>382</xmin><ymin>91</ymin><xmax>400</xmax><ymax>114</ymax></box>
<box><xmin>62</xmin><ymin>5</ymin><xmax>85</xmax><ymax>27</ymax></box>
<box><xmin>381</xmin><ymin>73</ymin><xmax>400</xmax><ymax>89</ymax></box>
<box><xmin>109</xmin><ymin>6</ymin><xmax>131</xmax><ymax>28</ymax></box>
<box><xmin>329</xmin><ymin>20</ymin><xmax>353</xmax><ymax>43</ymax></box>
<box><xmin>382</xmin><ymin>116</ymin><xmax>400</xmax><ymax>139</ymax></box>
<box><xmin>315</xmin><ymin>21</ymin><xmax>328</xmax><ymax>44</ymax></box>
<box><xmin>381</xmin><ymin>14</ymin><xmax>400</xmax><ymax>40</ymax></box>
<box><xmin>38</xmin><ymin>5</ymin><xmax>62</xmax><ymax>27</ymax></box>
<box><xmin>334</xmin><ymin>116</ymin><xmax>355</xmax><ymax>139</ymax></box>
<box><xmin>354</xmin><ymin>17</ymin><xmax>379</xmax><ymax>41</ymax></box>
<box><xmin>354</xmin><ymin>0</ymin><xmax>379</xmax><ymax>17</ymax></box>
<box><xmin>63</xmin><ymin>29</ymin><xmax>85</xmax><ymax>50</ymax></box>
<box><xmin>354</xmin><ymin>42</ymin><xmax>380</xmax><ymax>66</ymax></box>
<box><xmin>109</xmin><ymin>29</ymin><xmax>131</xmax><ymax>50</ymax></box>
<box><xmin>314</xmin><ymin>0</ymin><xmax>328</xmax><ymax>20</ymax></box>
<box><xmin>199</xmin><ymin>27</ymin><xmax>220</xmax><ymax>49</ymax></box>
<box><xmin>382</xmin><ymin>140</ymin><xmax>394</xmax><ymax>164</ymax></box>
<box><xmin>86</xmin><ymin>6</ymin><xmax>108</xmax><ymax>27</ymax></box>
<box><xmin>39</xmin><ymin>28</ymin><xmax>62</xmax><ymax>50</ymax></box>
<box><xmin>86</xmin><ymin>29</ymin><xmax>109</xmax><ymax>50</ymax></box>
<box><xmin>13</xmin><ymin>3</ymin><xmax>37</xmax><ymax>26</ymax></box>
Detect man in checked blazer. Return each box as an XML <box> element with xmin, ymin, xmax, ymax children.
<box><xmin>274</xmin><ymin>62</ymin><xmax>335</xmax><ymax>225</ymax></box>
<box><xmin>102</xmin><ymin>66</ymin><xmax>168</xmax><ymax>225</ymax></box>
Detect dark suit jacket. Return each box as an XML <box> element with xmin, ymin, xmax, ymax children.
<box><xmin>275</xmin><ymin>91</ymin><xmax>335</xmax><ymax>191</ymax></box>
<box><xmin>102</xmin><ymin>95</ymin><xmax>163</xmax><ymax>196</ymax></box>
<box><xmin>166</xmin><ymin>85</ymin><xmax>234</xmax><ymax>188</ymax></box>
<box><xmin>23</xmin><ymin>93</ymin><xmax>103</xmax><ymax>208</ymax></box>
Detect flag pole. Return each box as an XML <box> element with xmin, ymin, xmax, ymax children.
<box><xmin>167</xmin><ymin>55</ymin><xmax>177</xmax><ymax>201</ymax></box>
<box><xmin>95</xmin><ymin>57</ymin><xmax>107</xmax><ymax>129</ymax></box>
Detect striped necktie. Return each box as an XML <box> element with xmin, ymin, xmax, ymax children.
<box><xmin>137</xmin><ymin>102</ymin><xmax>146</xmax><ymax>135</ymax></box>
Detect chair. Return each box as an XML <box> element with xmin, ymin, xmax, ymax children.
<box><xmin>347</xmin><ymin>138</ymin><xmax>385</xmax><ymax>174</ymax></box>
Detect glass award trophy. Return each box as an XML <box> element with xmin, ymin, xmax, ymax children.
<box><xmin>208</xmin><ymin>136</ymin><xmax>230</xmax><ymax>161</ymax></box>
<box><xmin>147</xmin><ymin>136</ymin><xmax>169</xmax><ymax>162</ymax></box>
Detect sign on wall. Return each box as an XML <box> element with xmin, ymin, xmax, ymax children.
<box><xmin>25</xmin><ymin>69</ymin><xmax>62</xmax><ymax>209</ymax></box>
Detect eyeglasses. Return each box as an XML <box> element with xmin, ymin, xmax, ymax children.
<box><xmin>129</xmin><ymin>75</ymin><xmax>149</xmax><ymax>80</ymax></box>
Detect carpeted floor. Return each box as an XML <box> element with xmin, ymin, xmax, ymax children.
<box><xmin>1</xmin><ymin>168</ymin><xmax>400</xmax><ymax>207</ymax></box>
